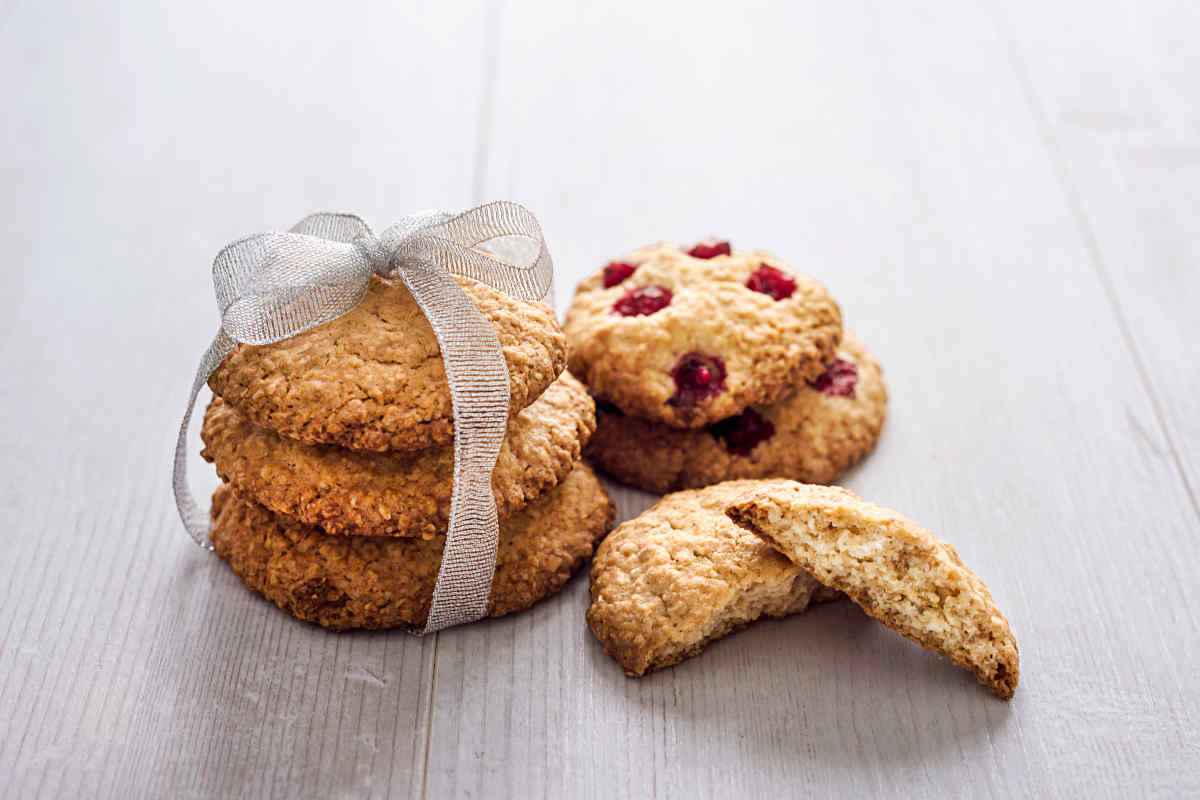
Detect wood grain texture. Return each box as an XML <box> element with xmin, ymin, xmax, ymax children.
<box><xmin>0</xmin><ymin>1</ymin><xmax>488</xmax><ymax>797</ymax></box>
<box><xmin>992</xmin><ymin>0</ymin><xmax>1200</xmax><ymax>517</ymax></box>
<box><xmin>429</xmin><ymin>1</ymin><xmax>1200</xmax><ymax>797</ymax></box>
<box><xmin>1</xmin><ymin>0</ymin><xmax>1198</xmax><ymax>798</ymax></box>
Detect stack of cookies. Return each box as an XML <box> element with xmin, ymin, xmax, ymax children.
<box><xmin>564</xmin><ymin>239</ymin><xmax>887</xmax><ymax>492</ymax></box>
<box><xmin>199</xmin><ymin>275</ymin><xmax>614</xmax><ymax>630</ymax></box>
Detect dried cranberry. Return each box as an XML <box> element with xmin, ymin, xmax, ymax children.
<box><xmin>612</xmin><ymin>285</ymin><xmax>673</xmax><ymax>317</ymax></box>
<box><xmin>809</xmin><ymin>358</ymin><xmax>858</xmax><ymax>397</ymax></box>
<box><xmin>686</xmin><ymin>239</ymin><xmax>732</xmax><ymax>259</ymax></box>
<box><xmin>745</xmin><ymin>264</ymin><xmax>797</xmax><ymax>301</ymax></box>
<box><xmin>603</xmin><ymin>261</ymin><xmax>637</xmax><ymax>288</ymax></box>
<box><xmin>668</xmin><ymin>353</ymin><xmax>727</xmax><ymax>407</ymax></box>
<box><xmin>710</xmin><ymin>409</ymin><xmax>775</xmax><ymax>455</ymax></box>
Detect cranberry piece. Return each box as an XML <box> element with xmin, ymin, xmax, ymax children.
<box><xmin>809</xmin><ymin>358</ymin><xmax>858</xmax><ymax>397</ymax></box>
<box><xmin>612</xmin><ymin>285</ymin><xmax>673</xmax><ymax>317</ymax></box>
<box><xmin>686</xmin><ymin>239</ymin><xmax>732</xmax><ymax>259</ymax></box>
<box><xmin>668</xmin><ymin>353</ymin><xmax>727</xmax><ymax>408</ymax></box>
<box><xmin>603</xmin><ymin>261</ymin><xmax>637</xmax><ymax>288</ymax></box>
<box><xmin>745</xmin><ymin>264</ymin><xmax>797</xmax><ymax>301</ymax></box>
<box><xmin>710</xmin><ymin>409</ymin><xmax>776</xmax><ymax>455</ymax></box>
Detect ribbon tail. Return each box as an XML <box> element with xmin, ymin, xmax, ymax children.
<box><xmin>398</xmin><ymin>263</ymin><xmax>511</xmax><ymax>633</ymax></box>
<box><xmin>173</xmin><ymin>330</ymin><xmax>236</xmax><ymax>550</ymax></box>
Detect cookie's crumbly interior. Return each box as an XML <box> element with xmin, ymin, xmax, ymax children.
<box><xmin>728</xmin><ymin>484</ymin><xmax>1019</xmax><ymax>699</ymax></box>
<box><xmin>641</xmin><ymin>571</ymin><xmax>820</xmax><ymax>676</ymax></box>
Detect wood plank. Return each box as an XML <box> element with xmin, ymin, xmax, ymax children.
<box><xmin>3</xmin><ymin>0</ymin><xmax>1199</xmax><ymax>797</ymax></box>
<box><xmin>424</xmin><ymin>1</ymin><xmax>1200</xmax><ymax>797</ymax></box>
<box><xmin>989</xmin><ymin>0</ymin><xmax>1200</xmax><ymax>515</ymax></box>
<box><xmin>0</xmin><ymin>2</ymin><xmax>492</xmax><ymax>797</ymax></box>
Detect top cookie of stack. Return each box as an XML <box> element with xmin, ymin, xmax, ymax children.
<box><xmin>209</xmin><ymin>273</ymin><xmax>568</xmax><ymax>453</ymax></box>
<box><xmin>566</xmin><ymin>239</ymin><xmax>888</xmax><ymax>492</ymax></box>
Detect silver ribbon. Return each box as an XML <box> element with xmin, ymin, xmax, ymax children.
<box><xmin>173</xmin><ymin>202</ymin><xmax>554</xmax><ymax>633</ymax></box>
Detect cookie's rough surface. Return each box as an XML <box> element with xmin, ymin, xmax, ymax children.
<box><xmin>202</xmin><ymin>372</ymin><xmax>595</xmax><ymax>538</ymax></box>
<box><xmin>727</xmin><ymin>482</ymin><xmax>1019</xmax><ymax>699</ymax></box>
<box><xmin>586</xmin><ymin>334</ymin><xmax>886</xmax><ymax>493</ymax></box>
<box><xmin>587</xmin><ymin>481</ymin><xmax>832</xmax><ymax>677</ymax></box>
<box><xmin>209</xmin><ymin>274</ymin><xmax>567</xmax><ymax>453</ymax></box>
<box><xmin>210</xmin><ymin>463</ymin><xmax>614</xmax><ymax>630</ymax></box>
<box><xmin>564</xmin><ymin>243</ymin><xmax>842</xmax><ymax>428</ymax></box>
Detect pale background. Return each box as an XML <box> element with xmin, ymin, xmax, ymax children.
<box><xmin>2</xmin><ymin>1</ymin><xmax>1198</xmax><ymax>798</ymax></box>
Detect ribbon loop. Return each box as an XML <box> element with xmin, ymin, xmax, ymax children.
<box><xmin>416</xmin><ymin>201</ymin><xmax>553</xmax><ymax>302</ymax></box>
<box><xmin>216</xmin><ymin>234</ymin><xmax>374</xmax><ymax>346</ymax></box>
<box><xmin>174</xmin><ymin>202</ymin><xmax>554</xmax><ymax>635</ymax></box>
<box><xmin>289</xmin><ymin>212</ymin><xmax>373</xmax><ymax>243</ymax></box>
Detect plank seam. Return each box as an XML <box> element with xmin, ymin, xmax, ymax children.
<box><xmin>419</xmin><ymin>3</ymin><xmax>507</xmax><ymax>798</ymax></box>
<box><xmin>471</xmin><ymin>0</ymin><xmax>505</xmax><ymax>205</ymax></box>
<box><xmin>418</xmin><ymin>634</ymin><xmax>439</xmax><ymax>800</ymax></box>
<box><xmin>994</xmin><ymin>4</ymin><xmax>1200</xmax><ymax>527</ymax></box>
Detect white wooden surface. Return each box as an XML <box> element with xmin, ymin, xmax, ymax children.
<box><xmin>1</xmin><ymin>1</ymin><xmax>1197</xmax><ymax>797</ymax></box>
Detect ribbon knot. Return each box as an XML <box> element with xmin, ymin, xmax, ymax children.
<box><xmin>174</xmin><ymin>202</ymin><xmax>554</xmax><ymax>634</ymax></box>
<box><xmin>353</xmin><ymin>233</ymin><xmax>391</xmax><ymax>275</ymax></box>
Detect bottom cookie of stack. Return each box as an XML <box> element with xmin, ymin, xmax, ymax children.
<box><xmin>585</xmin><ymin>333</ymin><xmax>887</xmax><ymax>493</ymax></box>
<box><xmin>210</xmin><ymin>463</ymin><xmax>614</xmax><ymax>630</ymax></box>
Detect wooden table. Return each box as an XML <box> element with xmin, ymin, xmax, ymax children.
<box><xmin>3</xmin><ymin>2</ymin><xmax>1197</xmax><ymax>797</ymax></box>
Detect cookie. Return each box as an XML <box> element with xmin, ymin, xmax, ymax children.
<box><xmin>563</xmin><ymin>241</ymin><xmax>842</xmax><ymax>428</ymax></box>
<box><xmin>726</xmin><ymin>482</ymin><xmax>1019</xmax><ymax>698</ymax></box>
<box><xmin>201</xmin><ymin>372</ymin><xmax>595</xmax><ymax>539</ymax></box>
<box><xmin>210</xmin><ymin>463</ymin><xmax>614</xmax><ymax>630</ymax></box>
<box><xmin>208</xmin><ymin>274</ymin><xmax>567</xmax><ymax>453</ymax></box>
<box><xmin>586</xmin><ymin>333</ymin><xmax>886</xmax><ymax>492</ymax></box>
<box><xmin>587</xmin><ymin>481</ymin><xmax>837</xmax><ymax>677</ymax></box>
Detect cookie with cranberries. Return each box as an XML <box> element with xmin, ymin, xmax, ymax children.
<box><xmin>585</xmin><ymin>334</ymin><xmax>886</xmax><ymax>493</ymax></box>
<box><xmin>564</xmin><ymin>241</ymin><xmax>842</xmax><ymax>428</ymax></box>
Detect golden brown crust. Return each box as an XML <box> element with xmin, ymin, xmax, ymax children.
<box><xmin>726</xmin><ymin>482</ymin><xmax>1020</xmax><ymax>699</ymax></box>
<box><xmin>564</xmin><ymin>243</ymin><xmax>842</xmax><ymax>428</ymax></box>
<box><xmin>208</xmin><ymin>274</ymin><xmax>567</xmax><ymax>453</ymax></box>
<box><xmin>586</xmin><ymin>481</ymin><xmax>829</xmax><ymax>677</ymax></box>
<box><xmin>201</xmin><ymin>372</ymin><xmax>595</xmax><ymax>539</ymax></box>
<box><xmin>210</xmin><ymin>463</ymin><xmax>614</xmax><ymax>630</ymax></box>
<box><xmin>586</xmin><ymin>334</ymin><xmax>886</xmax><ymax>492</ymax></box>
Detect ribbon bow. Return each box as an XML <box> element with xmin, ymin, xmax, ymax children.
<box><xmin>173</xmin><ymin>201</ymin><xmax>554</xmax><ymax>633</ymax></box>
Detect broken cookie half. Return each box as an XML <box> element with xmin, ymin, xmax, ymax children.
<box><xmin>726</xmin><ymin>481</ymin><xmax>1019</xmax><ymax>699</ymax></box>
<box><xmin>586</xmin><ymin>481</ymin><xmax>838</xmax><ymax>677</ymax></box>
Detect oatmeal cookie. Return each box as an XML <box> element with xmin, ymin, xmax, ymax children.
<box><xmin>727</xmin><ymin>481</ymin><xmax>1019</xmax><ymax>698</ymax></box>
<box><xmin>210</xmin><ymin>463</ymin><xmax>614</xmax><ymax>630</ymax></box>
<box><xmin>586</xmin><ymin>333</ymin><xmax>886</xmax><ymax>492</ymax></box>
<box><xmin>208</xmin><ymin>274</ymin><xmax>567</xmax><ymax>453</ymax></box>
<box><xmin>564</xmin><ymin>241</ymin><xmax>841</xmax><ymax>428</ymax></box>
<box><xmin>202</xmin><ymin>372</ymin><xmax>594</xmax><ymax>538</ymax></box>
<box><xmin>586</xmin><ymin>481</ymin><xmax>835</xmax><ymax>676</ymax></box>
